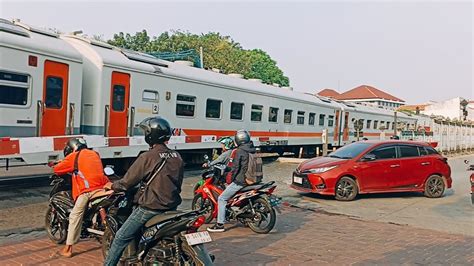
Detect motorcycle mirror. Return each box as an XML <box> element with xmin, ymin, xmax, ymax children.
<box><xmin>104</xmin><ymin>167</ymin><xmax>115</xmax><ymax>176</ymax></box>
<box><xmin>204</xmin><ymin>155</ymin><xmax>209</xmax><ymax>160</ymax></box>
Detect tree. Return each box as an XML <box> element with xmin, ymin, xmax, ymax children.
<box><xmin>107</xmin><ymin>30</ymin><xmax>290</xmax><ymax>86</ymax></box>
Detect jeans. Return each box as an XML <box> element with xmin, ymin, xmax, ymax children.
<box><xmin>217</xmin><ymin>182</ymin><xmax>243</xmax><ymax>224</ymax></box>
<box><xmin>104</xmin><ymin>206</ymin><xmax>163</xmax><ymax>266</ymax></box>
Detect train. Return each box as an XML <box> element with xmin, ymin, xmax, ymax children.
<box><xmin>1</xmin><ymin>18</ymin><xmax>464</xmax><ymax>171</ymax></box>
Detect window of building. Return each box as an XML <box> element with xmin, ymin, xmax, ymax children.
<box><xmin>380</xmin><ymin>121</ymin><xmax>385</xmax><ymax>129</ymax></box>
<box><xmin>309</xmin><ymin>112</ymin><xmax>316</xmax><ymax>126</ymax></box>
<box><xmin>176</xmin><ymin>94</ymin><xmax>196</xmax><ymax>117</ymax></box>
<box><xmin>373</xmin><ymin>120</ymin><xmax>378</xmax><ymax>129</ymax></box>
<box><xmin>45</xmin><ymin>76</ymin><xmax>64</xmax><ymax>109</ymax></box>
<box><xmin>230</xmin><ymin>102</ymin><xmax>244</xmax><ymax>120</ymax></box>
<box><xmin>328</xmin><ymin>115</ymin><xmax>334</xmax><ymax>127</ymax></box>
<box><xmin>269</xmin><ymin>107</ymin><xmax>279</xmax><ymax>122</ymax></box>
<box><xmin>284</xmin><ymin>109</ymin><xmax>293</xmax><ymax>124</ymax></box>
<box><xmin>206</xmin><ymin>99</ymin><xmax>222</xmax><ymax>119</ymax></box>
<box><xmin>251</xmin><ymin>104</ymin><xmax>263</xmax><ymax>122</ymax></box>
<box><xmin>142</xmin><ymin>90</ymin><xmax>158</xmax><ymax>102</ymax></box>
<box><xmin>0</xmin><ymin>71</ymin><xmax>29</xmax><ymax>106</ymax></box>
<box><xmin>366</xmin><ymin>120</ymin><xmax>372</xmax><ymax>129</ymax></box>
<box><xmin>319</xmin><ymin>114</ymin><xmax>325</xmax><ymax>126</ymax></box>
<box><xmin>297</xmin><ymin>111</ymin><xmax>305</xmax><ymax>125</ymax></box>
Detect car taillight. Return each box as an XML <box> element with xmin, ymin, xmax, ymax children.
<box><xmin>187</xmin><ymin>215</ymin><xmax>206</xmax><ymax>233</ymax></box>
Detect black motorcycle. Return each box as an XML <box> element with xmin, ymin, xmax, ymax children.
<box><xmin>45</xmin><ymin>167</ymin><xmax>118</xmax><ymax>244</ymax></box>
<box><xmin>101</xmin><ymin>182</ymin><xmax>214</xmax><ymax>265</ymax></box>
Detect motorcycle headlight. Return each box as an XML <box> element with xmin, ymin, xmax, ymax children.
<box><xmin>306</xmin><ymin>165</ymin><xmax>338</xmax><ymax>174</ymax></box>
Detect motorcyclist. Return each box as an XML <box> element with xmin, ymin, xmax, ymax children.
<box><xmin>103</xmin><ymin>116</ymin><xmax>184</xmax><ymax>266</ymax></box>
<box><xmin>202</xmin><ymin>137</ymin><xmax>236</xmax><ymax>168</ymax></box>
<box><xmin>207</xmin><ymin>130</ymin><xmax>256</xmax><ymax>233</ymax></box>
<box><xmin>52</xmin><ymin>137</ymin><xmax>110</xmax><ymax>258</ymax></box>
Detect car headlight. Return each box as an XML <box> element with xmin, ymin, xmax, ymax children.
<box><xmin>306</xmin><ymin>165</ymin><xmax>338</xmax><ymax>174</ymax></box>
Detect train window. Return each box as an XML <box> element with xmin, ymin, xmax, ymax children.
<box><xmin>142</xmin><ymin>90</ymin><xmax>158</xmax><ymax>102</ymax></box>
<box><xmin>373</xmin><ymin>120</ymin><xmax>378</xmax><ymax>129</ymax></box>
<box><xmin>328</xmin><ymin>115</ymin><xmax>334</xmax><ymax>127</ymax></box>
<box><xmin>269</xmin><ymin>107</ymin><xmax>279</xmax><ymax>122</ymax></box>
<box><xmin>319</xmin><ymin>114</ymin><xmax>325</xmax><ymax>126</ymax></box>
<box><xmin>309</xmin><ymin>113</ymin><xmax>316</xmax><ymax>126</ymax></box>
<box><xmin>251</xmin><ymin>104</ymin><xmax>263</xmax><ymax>122</ymax></box>
<box><xmin>0</xmin><ymin>71</ymin><xmax>29</xmax><ymax>83</ymax></box>
<box><xmin>284</xmin><ymin>109</ymin><xmax>293</xmax><ymax>124</ymax></box>
<box><xmin>176</xmin><ymin>94</ymin><xmax>196</xmax><ymax>117</ymax></box>
<box><xmin>111</xmin><ymin>85</ymin><xmax>125</xmax><ymax>111</ymax></box>
<box><xmin>386</xmin><ymin>121</ymin><xmax>390</xmax><ymax>130</ymax></box>
<box><xmin>392</xmin><ymin>122</ymin><xmax>395</xmax><ymax>130</ymax></box>
<box><xmin>230</xmin><ymin>102</ymin><xmax>244</xmax><ymax>120</ymax></box>
<box><xmin>297</xmin><ymin>111</ymin><xmax>305</xmax><ymax>125</ymax></box>
<box><xmin>45</xmin><ymin>76</ymin><xmax>63</xmax><ymax>109</ymax></box>
<box><xmin>206</xmin><ymin>99</ymin><xmax>222</xmax><ymax>119</ymax></box>
<box><xmin>366</xmin><ymin>120</ymin><xmax>372</xmax><ymax>129</ymax></box>
<box><xmin>0</xmin><ymin>85</ymin><xmax>28</xmax><ymax>105</ymax></box>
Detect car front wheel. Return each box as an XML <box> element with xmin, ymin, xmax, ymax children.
<box><xmin>335</xmin><ymin>177</ymin><xmax>358</xmax><ymax>201</ymax></box>
<box><xmin>424</xmin><ymin>175</ymin><xmax>445</xmax><ymax>198</ymax></box>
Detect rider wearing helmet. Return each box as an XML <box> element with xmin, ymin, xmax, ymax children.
<box><xmin>53</xmin><ymin>137</ymin><xmax>109</xmax><ymax>258</ymax></box>
<box><xmin>202</xmin><ymin>136</ymin><xmax>236</xmax><ymax>168</ymax></box>
<box><xmin>104</xmin><ymin>117</ymin><xmax>184</xmax><ymax>266</ymax></box>
<box><xmin>207</xmin><ymin>130</ymin><xmax>257</xmax><ymax>233</ymax></box>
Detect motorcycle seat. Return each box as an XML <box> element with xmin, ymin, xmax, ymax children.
<box><xmin>144</xmin><ymin>210</ymin><xmax>184</xmax><ymax>228</ymax></box>
<box><xmin>239</xmin><ymin>183</ymin><xmax>264</xmax><ymax>192</ymax></box>
<box><xmin>89</xmin><ymin>189</ymin><xmax>114</xmax><ymax>200</ymax></box>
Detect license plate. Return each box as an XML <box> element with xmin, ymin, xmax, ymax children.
<box><xmin>184</xmin><ymin>231</ymin><xmax>212</xmax><ymax>246</ymax></box>
<box><xmin>293</xmin><ymin>176</ymin><xmax>303</xmax><ymax>184</ymax></box>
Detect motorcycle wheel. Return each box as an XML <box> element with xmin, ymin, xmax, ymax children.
<box><xmin>247</xmin><ymin>197</ymin><xmax>276</xmax><ymax>234</ymax></box>
<box><xmin>102</xmin><ymin>226</ymin><xmax>113</xmax><ymax>259</ymax></box>
<box><xmin>191</xmin><ymin>194</ymin><xmax>215</xmax><ymax>224</ymax></box>
<box><xmin>45</xmin><ymin>205</ymin><xmax>67</xmax><ymax>244</ymax></box>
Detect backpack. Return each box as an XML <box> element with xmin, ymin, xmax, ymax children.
<box><xmin>244</xmin><ymin>152</ymin><xmax>263</xmax><ymax>185</ymax></box>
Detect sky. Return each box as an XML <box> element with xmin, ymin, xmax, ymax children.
<box><xmin>1</xmin><ymin>0</ymin><xmax>472</xmax><ymax>104</ymax></box>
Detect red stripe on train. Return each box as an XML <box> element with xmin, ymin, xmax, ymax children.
<box><xmin>0</xmin><ymin>139</ymin><xmax>20</xmax><ymax>155</ymax></box>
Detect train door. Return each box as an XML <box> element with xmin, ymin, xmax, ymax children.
<box><xmin>343</xmin><ymin>111</ymin><xmax>349</xmax><ymax>141</ymax></box>
<box><xmin>40</xmin><ymin>60</ymin><xmax>69</xmax><ymax>136</ymax></box>
<box><xmin>108</xmin><ymin>71</ymin><xmax>130</xmax><ymax>137</ymax></box>
<box><xmin>334</xmin><ymin>110</ymin><xmax>341</xmax><ymax>144</ymax></box>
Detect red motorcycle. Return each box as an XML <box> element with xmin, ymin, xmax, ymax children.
<box><xmin>465</xmin><ymin>160</ymin><xmax>474</xmax><ymax>204</ymax></box>
<box><xmin>192</xmin><ymin>162</ymin><xmax>281</xmax><ymax>234</ymax></box>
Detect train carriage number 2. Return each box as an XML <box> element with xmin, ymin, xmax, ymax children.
<box><xmin>152</xmin><ymin>104</ymin><xmax>158</xmax><ymax>114</ymax></box>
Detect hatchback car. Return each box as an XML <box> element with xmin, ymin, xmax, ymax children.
<box><xmin>291</xmin><ymin>140</ymin><xmax>452</xmax><ymax>201</ymax></box>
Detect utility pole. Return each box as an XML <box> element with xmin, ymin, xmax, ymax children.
<box><xmin>394</xmin><ymin>111</ymin><xmax>398</xmax><ymax>137</ymax></box>
<box><xmin>199</xmin><ymin>46</ymin><xmax>204</xmax><ymax>68</ymax></box>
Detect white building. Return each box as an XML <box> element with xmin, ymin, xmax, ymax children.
<box><xmin>421</xmin><ymin>97</ymin><xmax>471</xmax><ymax>121</ymax></box>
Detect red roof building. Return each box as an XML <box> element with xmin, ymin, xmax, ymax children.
<box><xmin>325</xmin><ymin>85</ymin><xmax>405</xmax><ymax>109</ymax></box>
<box><xmin>317</xmin><ymin>88</ymin><xmax>340</xmax><ymax>98</ymax></box>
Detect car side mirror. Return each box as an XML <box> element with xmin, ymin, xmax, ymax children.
<box><xmin>361</xmin><ymin>154</ymin><xmax>377</xmax><ymax>162</ymax></box>
<box><xmin>104</xmin><ymin>167</ymin><xmax>115</xmax><ymax>176</ymax></box>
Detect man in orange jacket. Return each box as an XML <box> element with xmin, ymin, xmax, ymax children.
<box><xmin>53</xmin><ymin>137</ymin><xmax>109</xmax><ymax>258</ymax></box>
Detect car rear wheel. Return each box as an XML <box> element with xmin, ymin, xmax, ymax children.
<box><xmin>335</xmin><ymin>177</ymin><xmax>358</xmax><ymax>201</ymax></box>
<box><xmin>424</xmin><ymin>175</ymin><xmax>445</xmax><ymax>198</ymax></box>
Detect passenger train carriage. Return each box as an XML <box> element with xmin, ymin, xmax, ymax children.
<box><xmin>1</xmin><ymin>19</ymin><xmax>421</xmax><ymax>168</ymax></box>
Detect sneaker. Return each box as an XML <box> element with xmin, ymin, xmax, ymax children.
<box><xmin>207</xmin><ymin>223</ymin><xmax>225</xmax><ymax>232</ymax></box>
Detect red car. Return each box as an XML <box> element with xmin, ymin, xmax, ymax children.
<box><xmin>291</xmin><ymin>140</ymin><xmax>452</xmax><ymax>201</ymax></box>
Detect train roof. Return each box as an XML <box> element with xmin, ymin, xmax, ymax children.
<box><xmin>0</xmin><ymin>19</ymin><xmax>82</xmax><ymax>63</ymax></box>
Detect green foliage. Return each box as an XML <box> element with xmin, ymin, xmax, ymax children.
<box><xmin>107</xmin><ymin>30</ymin><xmax>289</xmax><ymax>86</ymax></box>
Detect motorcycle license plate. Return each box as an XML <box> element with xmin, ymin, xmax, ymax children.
<box><xmin>184</xmin><ymin>231</ymin><xmax>212</xmax><ymax>246</ymax></box>
<box><xmin>293</xmin><ymin>176</ymin><xmax>303</xmax><ymax>184</ymax></box>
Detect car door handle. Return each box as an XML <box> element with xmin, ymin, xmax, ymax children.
<box><xmin>421</xmin><ymin>162</ymin><xmax>431</xmax><ymax>166</ymax></box>
<box><xmin>390</xmin><ymin>164</ymin><xmax>400</xmax><ymax>168</ymax></box>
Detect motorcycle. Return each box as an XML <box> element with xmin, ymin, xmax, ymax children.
<box><xmin>192</xmin><ymin>157</ymin><xmax>281</xmax><ymax>234</ymax></box>
<box><xmin>101</xmin><ymin>172</ymin><xmax>214</xmax><ymax>265</ymax></box>
<box><xmin>45</xmin><ymin>167</ymin><xmax>118</xmax><ymax>244</ymax></box>
<box><xmin>465</xmin><ymin>160</ymin><xmax>474</xmax><ymax>204</ymax></box>
<box><xmin>193</xmin><ymin>155</ymin><xmax>228</xmax><ymax>194</ymax></box>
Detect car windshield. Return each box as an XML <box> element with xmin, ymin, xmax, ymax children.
<box><xmin>327</xmin><ymin>142</ymin><xmax>372</xmax><ymax>159</ymax></box>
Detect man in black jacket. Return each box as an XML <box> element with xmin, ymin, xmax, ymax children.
<box><xmin>103</xmin><ymin>117</ymin><xmax>184</xmax><ymax>266</ymax></box>
<box><xmin>207</xmin><ymin>130</ymin><xmax>255</xmax><ymax>233</ymax></box>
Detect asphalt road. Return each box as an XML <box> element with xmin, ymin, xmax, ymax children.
<box><xmin>0</xmin><ymin>154</ymin><xmax>472</xmax><ymax>240</ymax></box>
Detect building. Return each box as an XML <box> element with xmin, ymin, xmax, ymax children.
<box><xmin>419</xmin><ymin>97</ymin><xmax>471</xmax><ymax>121</ymax></box>
<box><xmin>317</xmin><ymin>85</ymin><xmax>405</xmax><ymax>109</ymax></box>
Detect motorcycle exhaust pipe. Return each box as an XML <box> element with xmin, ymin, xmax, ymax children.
<box><xmin>86</xmin><ymin>228</ymin><xmax>104</xmax><ymax>236</ymax></box>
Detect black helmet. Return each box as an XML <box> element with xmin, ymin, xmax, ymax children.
<box><xmin>63</xmin><ymin>137</ymin><xmax>88</xmax><ymax>157</ymax></box>
<box><xmin>234</xmin><ymin>130</ymin><xmax>251</xmax><ymax>146</ymax></box>
<box><xmin>138</xmin><ymin>116</ymin><xmax>172</xmax><ymax>146</ymax></box>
